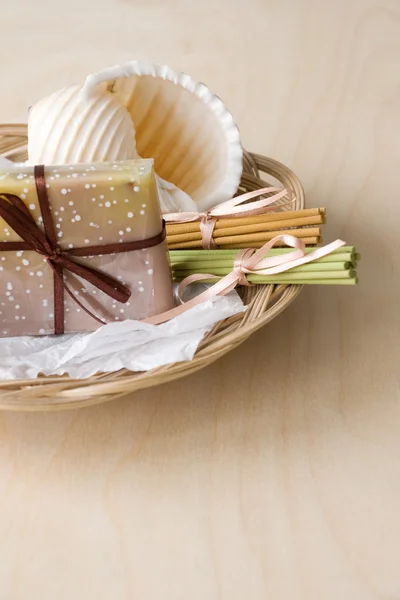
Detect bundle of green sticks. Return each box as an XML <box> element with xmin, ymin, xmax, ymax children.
<box><xmin>169</xmin><ymin>247</ymin><xmax>360</xmax><ymax>286</ymax></box>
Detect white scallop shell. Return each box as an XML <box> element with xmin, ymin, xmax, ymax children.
<box><xmin>27</xmin><ymin>85</ymin><xmax>138</xmax><ymax>165</ymax></box>
<box><xmin>83</xmin><ymin>61</ymin><xmax>243</xmax><ymax>211</ymax></box>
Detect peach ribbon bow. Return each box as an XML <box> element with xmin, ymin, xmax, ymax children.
<box><xmin>144</xmin><ymin>234</ymin><xmax>346</xmax><ymax>325</ymax></box>
<box><xmin>164</xmin><ymin>187</ymin><xmax>294</xmax><ymax>249</ymax></box>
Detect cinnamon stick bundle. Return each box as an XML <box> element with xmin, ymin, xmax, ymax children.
<box><xmin>166</xmin><ymin>208</ymin><xmax>325</xmax><ymax>250</ymax></box>
<box><xmin>167</xmin><ymin>208</ymin><xmax>324</xmax><ymax>235</ymax></box>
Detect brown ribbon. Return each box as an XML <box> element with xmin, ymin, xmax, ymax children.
<box><xmin>0</xmin><ymin>165</ymin><xmax>166</xmax><ymax>334</ymax></box>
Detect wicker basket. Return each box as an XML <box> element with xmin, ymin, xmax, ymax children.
<box><xmin>0</xmin><ymin>125</ymin><xmax>304</xmax><ymax>411</ymax></box>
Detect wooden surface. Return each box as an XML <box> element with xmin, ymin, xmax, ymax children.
<box><xmin>0</xmin><ymin>0</ymin><xmax>399</xmax><ymax>598</ymax></box>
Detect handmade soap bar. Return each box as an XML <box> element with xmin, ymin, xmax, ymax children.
<box><xmin>0</xmin><ymin>160</ymin><xmax>174</xmax><ymax>337</ymax></box>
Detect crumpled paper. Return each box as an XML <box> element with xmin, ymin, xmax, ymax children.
<box><xmin>0</xmin><ymin>289</ymin><xmax>244</xmax><ymax>380</ymax></box>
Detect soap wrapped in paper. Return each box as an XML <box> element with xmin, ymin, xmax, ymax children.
<box><xmin>0</xmin><ymin>159</ymin><xmax>174</xmax><ymax>337</ymax></box>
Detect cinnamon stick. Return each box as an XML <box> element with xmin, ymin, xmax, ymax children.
<box><xmin>222</xmin><ymin>237</ymin><xmax>321</xmax><ymax>248</ymax></box>
<box><xmin>167</xmin><ymin>228</ymin><xmax>322</xmax><ymax>250</ymax></box>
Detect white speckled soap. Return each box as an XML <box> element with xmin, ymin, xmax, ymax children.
<box><xmin>0</xmin><ymin>159</ymin><xmax>174</xmax><ymax>337</ymax></box>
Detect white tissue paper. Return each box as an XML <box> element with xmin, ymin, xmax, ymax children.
<box><xmin>0</xmin><ymin>288</ymin><xmax>245</xmax><ymax>380</ymax></box>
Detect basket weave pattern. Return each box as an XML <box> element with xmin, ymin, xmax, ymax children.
<box><xmin>0</xmin><ymin>125</ymin><xmax>304</xmax><ymax>410</ymax></box>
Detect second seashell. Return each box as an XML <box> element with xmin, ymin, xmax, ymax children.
<box><xmin>83</xmin><ymin>61</ymin><xmax>243</xmax><ymax>211</ymax></box>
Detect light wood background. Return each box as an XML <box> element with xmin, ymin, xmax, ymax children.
<box><xmin>0</xmin><ymin>0</ymin><xmax>399</xmax><ymax>598</ymax></box>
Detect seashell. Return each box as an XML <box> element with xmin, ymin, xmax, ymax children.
<box><xmin>27</xmin><ymin>85</ymin><xmax>138</xmax><ymax>166</ymax></box>
<box><xmin>82</xmin><ymin>61</ymin><xmax>243</xmax><ymax>211</ymax></box>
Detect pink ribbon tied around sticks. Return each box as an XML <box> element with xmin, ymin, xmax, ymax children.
<box><xmin>164</xmin><ymin>186</ymin><xmax>294</xmax><ymax>249</ymax></box>
<box><xmin>144</xmin><ymin>235</ymin><xmax>346</xmax><ymax>325</ymax></box>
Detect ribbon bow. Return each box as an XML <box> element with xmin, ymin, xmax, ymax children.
<box><xmin>144</xmin><ymin>234</ymin><xmax>346</xmax><ymax>325</ymax></box>
<box><xmin>164</xmin><ymin>186</ymin><xmax>293</xmax><ymax>249</ymax></box>
<box><xmin>0</xmin><ymin>193</ymin><xmax>130</xmax><ymax>297</ymax></box>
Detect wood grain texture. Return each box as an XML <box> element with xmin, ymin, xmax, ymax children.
<box><xmin>0</xmin><ymin>0</ymin><xmax>399</xmax><ymax>597</ymax></box>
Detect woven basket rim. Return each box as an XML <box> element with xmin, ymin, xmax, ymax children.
<box><xmin>0</xmin><ymin>124</ymin><xmax>304</xmax><ymax>411</ymax></box>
